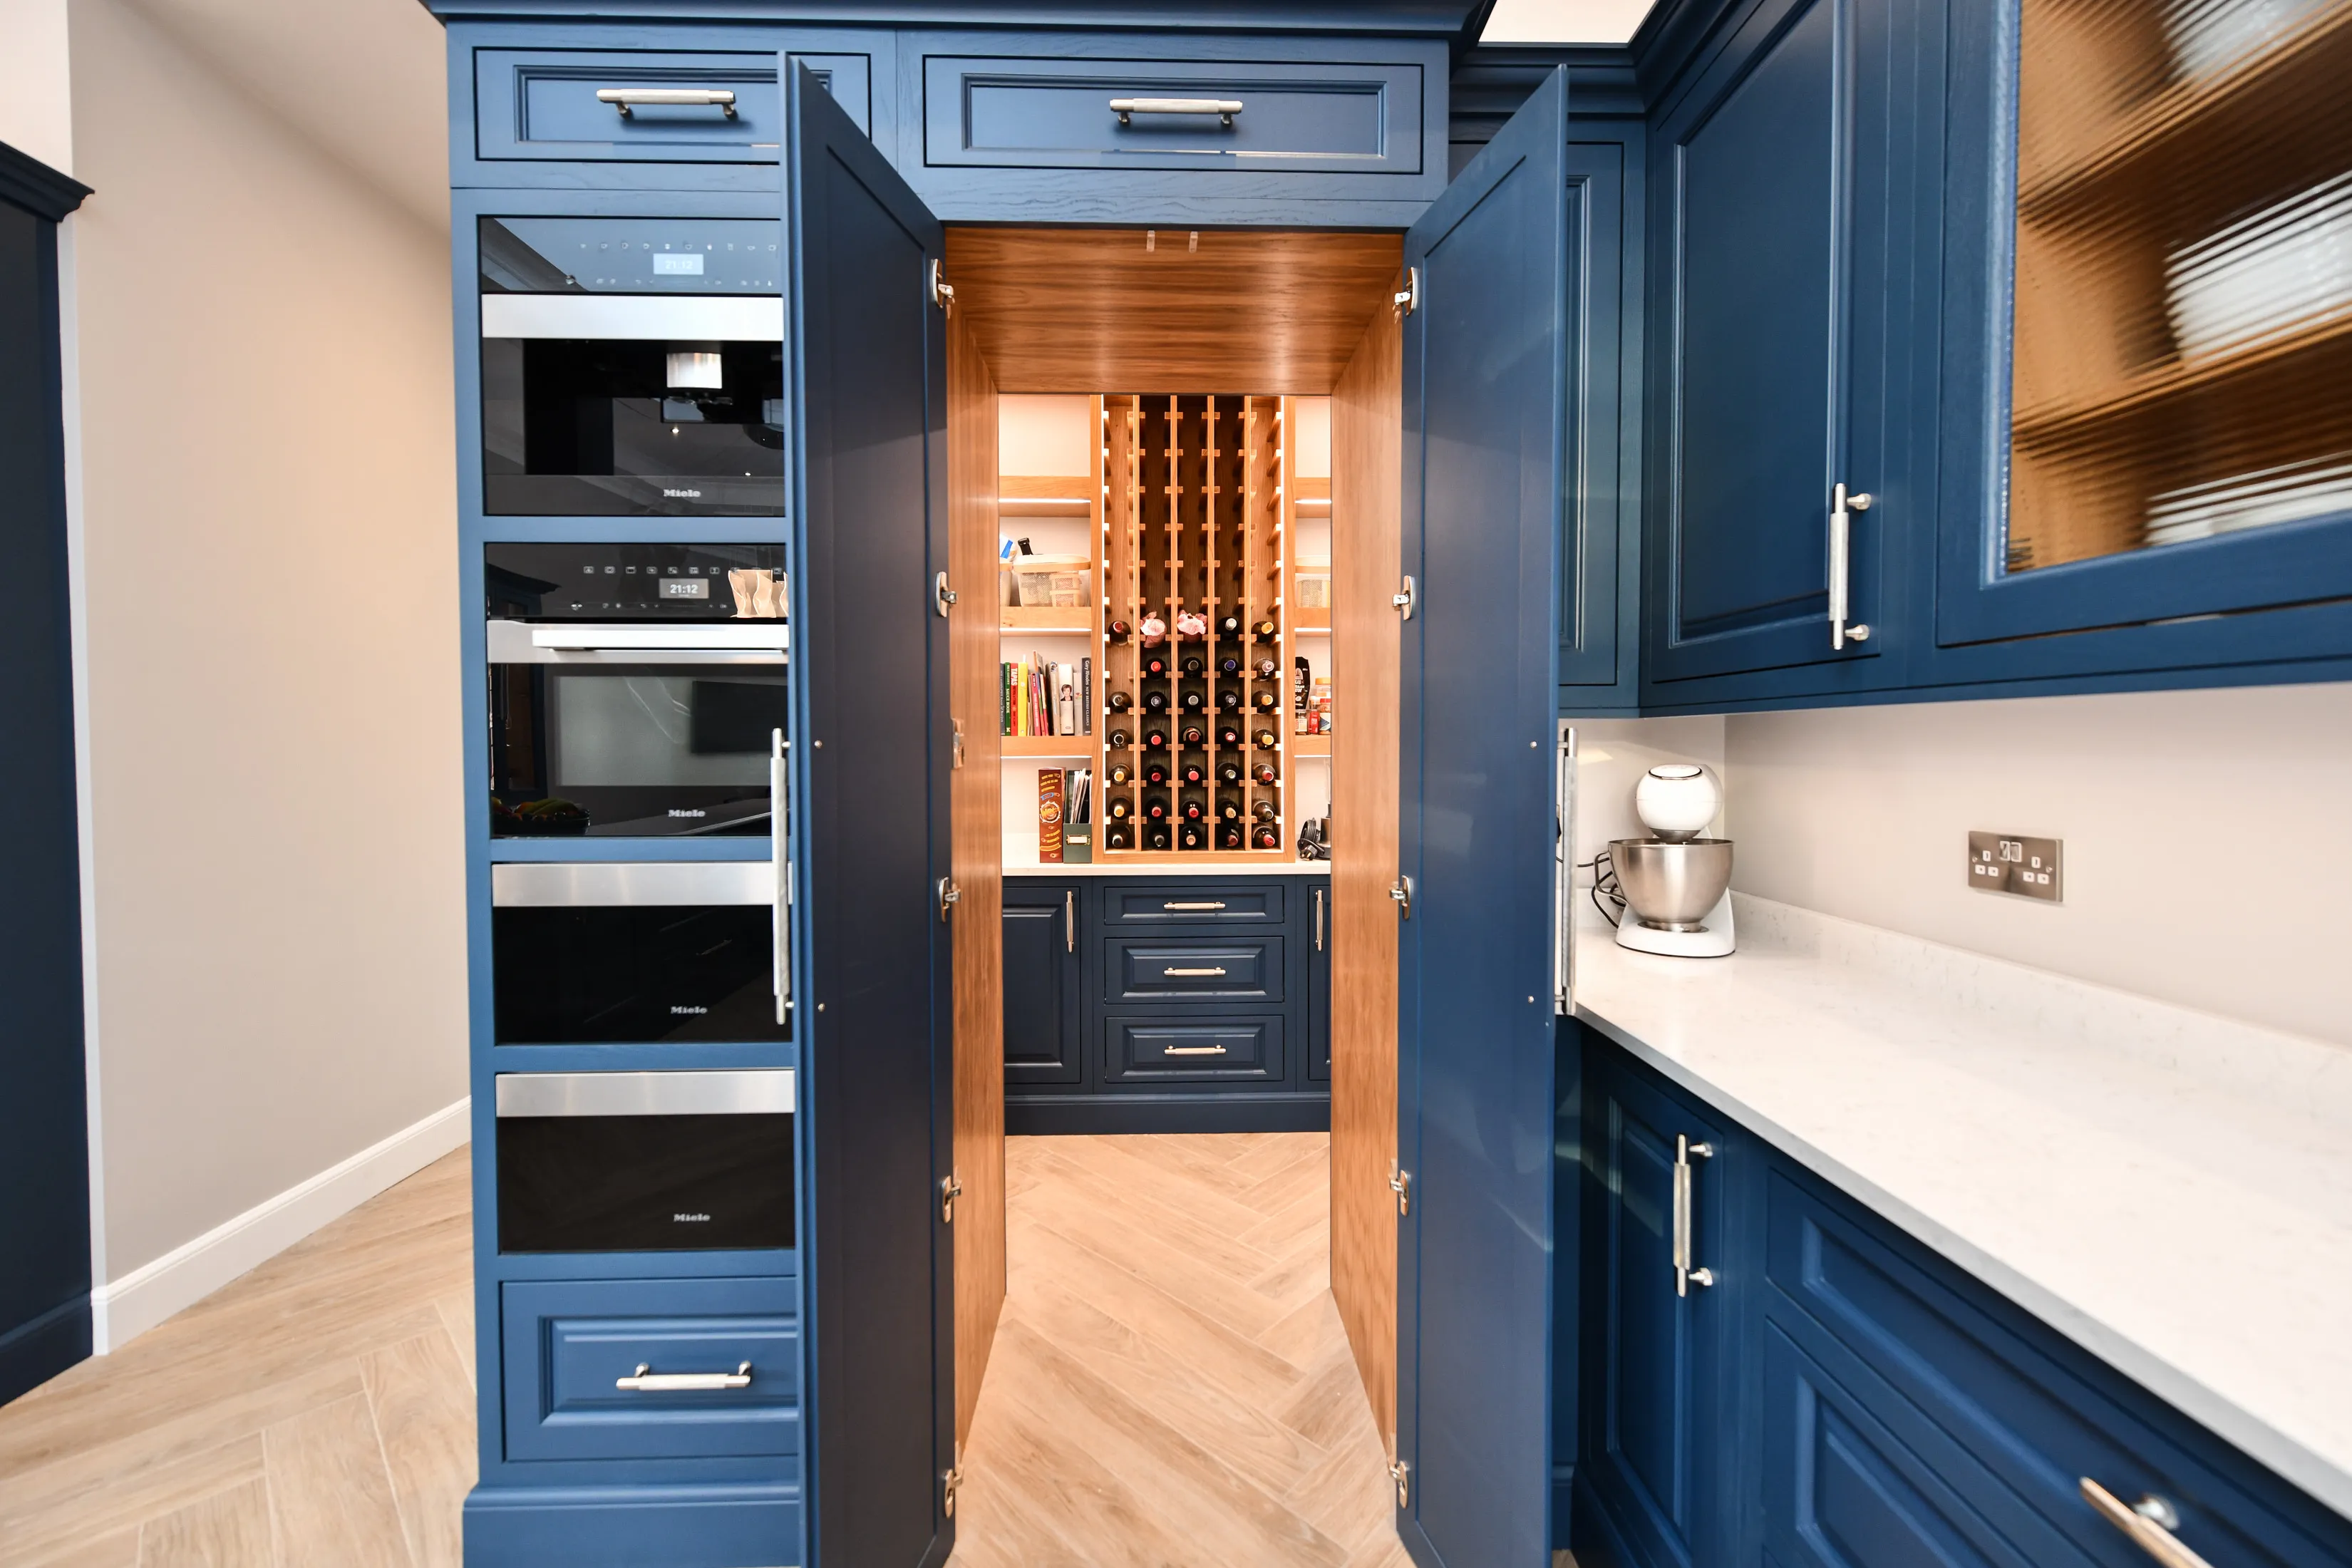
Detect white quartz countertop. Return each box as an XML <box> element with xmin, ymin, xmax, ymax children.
<box><xmin>1572</xmin><ymin>894</ymin><xmax>2352</xmax><ymax>1522</ymax></box>
<box><xmin>1004</xmin><ymin>861</ymin><xmax>1331</xmax><ymax>877</ymax></box>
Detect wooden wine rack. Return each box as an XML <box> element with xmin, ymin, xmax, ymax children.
<box><xmin>1097</xmin><ymin>393</ymin><xmax>1294</xmax><ymax>860</ymax></box>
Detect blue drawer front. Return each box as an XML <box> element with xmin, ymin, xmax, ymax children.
<box><xmin>1103</xmin><ymin>882</ymin><xmax>1285</xmax><ymax>925</ymax></box>
<box><xmin>1107</xmin><ymin>936</ymin><xmax>1283</xmax><ymax>1003</ymax></box>
<box><xmin>502</xmin><ymin>1276</ymin><xmax>799</xmax><ymax>1463</ymax></box>
<box><xmin>475</xmin><ymin>49</ymin><xmax>872</xmax><ymax>161</ymax></box>
<box><xmin>1763</xmin><ymin>1172</ymin><xmax>2352</xmax><ymax>1568</ymax></box>
<box><xmin>925</xmin><ymin>56</ymin><xmax>1420</xmax><ymax>175</ymax></box>
<box><xmin>1104</xmin><ymin>1013</ymin><xmax>1284</xmax><ymax>1083</ymax></box>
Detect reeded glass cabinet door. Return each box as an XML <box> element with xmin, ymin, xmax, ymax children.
<box><xmin>1940</xmin><ymin>0</ymin><xmax>2352</xmax><ymax>644</ymax></box>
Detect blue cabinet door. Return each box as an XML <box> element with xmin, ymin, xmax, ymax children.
<box><xmin>1641</xmin><ymin>0</ymin><xmax>1943</xmax><ymax>696</ymax></box>
<box><xmin>785</xmin><ymin>64</ymin><xmax>953</xmax><ymax>1568</ymax></box>
<box><xmin>1395</xmin><ymin>66</ymin><xmax>1572</xmax><ymax>1568</ymax></box>
<box><xmin>1001</xmin><ymin>882</ymin><xmax>1082</xmax><ymax>1087</ymax></box>
<box><xmin>1574</xmin><ymin>1053</ymin><xmax>1743</xmax><ymax>1568</ymax></box>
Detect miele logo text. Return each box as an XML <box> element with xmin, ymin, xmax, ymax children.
<box><xmin>663</xmin><ymin>488</ymin><xmax>703</xmax><ymax>498</ymax></box>
<box><xmin>673</xmin><ymin>1213</ymin><xmax>711</xmax><ymax>1224</ymax></box>
<box><xmin>670</xmin><ymin>1005</ymin><xmax>708</xmax><ymax>1016</ymax></box>
<box><xmin>668</xmin><ymin>809</ymin><xmax>706</xmax><ymax>818</ymax></box>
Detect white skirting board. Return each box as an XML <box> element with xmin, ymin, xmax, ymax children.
<box><xmin>90</xmin><ymin>1098</ymin><xmax>470</xmax><ymax>1353</ymax></box>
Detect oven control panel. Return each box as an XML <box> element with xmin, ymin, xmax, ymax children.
<box><xmin>486</xmin><ymin>542</ymin><xmax>787</xmax><ymax>621</ymax></box>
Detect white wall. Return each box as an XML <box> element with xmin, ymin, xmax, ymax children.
<box><xmin>66</xmin><ymin>0</ymin><xmax>465</xmax><ymax>1336</ymax></box>
<box><xmin>0</xmin><ymin>0</ymin><xmax>76</xmax><ymax>174</ymax></box>
<box><xmin>1721</xmin><ymin>684</ymin><xmax>2352</xmax><ymax>1049</ymax></box>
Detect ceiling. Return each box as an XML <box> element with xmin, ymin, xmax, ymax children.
<box><xmin>132</xmin><ymin>0</ymin><xmax>450</xmax><ymax>229</ymax></box>
<box><xmin>944</xmin><ymin>228</ymin><xmax>1404</xmax><ymax>395</ymax></box>
<box><xmin>1477</xmin><ymin>0</ymin><xmax>1658</xmax><ymax>43</ymax></box>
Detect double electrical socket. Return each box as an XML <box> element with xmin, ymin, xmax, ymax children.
<box><xmin>1968</xmin><ymin>832</ymin><xmax>2062</xmax><ymax>902</ymax></box>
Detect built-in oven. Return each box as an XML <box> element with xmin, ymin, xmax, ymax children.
<box><xmin>496</xmin><ymin>1070</ymin><xmax>794</xmax><ymax>1252</ymax></box>
<box><xmin>488</xmin><ymin>542</ymin><xmax>788</xmax><ymax>837</ymax></box>
<box><xmin>478</xmin><ymin>216</ymin><xmax>783</xmax><ymax>516</ymax></box>
<box><xmin>491</xmin><ymin>862</ymin><xmax>789</xmax><ymax>1045</ymax></box>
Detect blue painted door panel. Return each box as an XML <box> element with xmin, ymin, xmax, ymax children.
<box><xmin>922</xmin><ymin>55</ymin><xmax>1420</xmax><ymax>175</ymax></box>
<box><xmin>1577</xmin><ymin>1057</ymin><xmax>1738</xmax><ymax>1568</ymax></box>
<box><xmin>785</xmin><ymin>63</ymin><xmax>951</xmax><ymax>1568</ymax></box>
<box><xmin>474</xmin><ymin>48</ymin><xmax>873</xmax><ymax>161</ymax></box>
<box><xmin>1396</xmin><ymin>66</ymin><xmax>1570</xmax><ymax>1568</ymax></box>
<box><xmin>502</xmin><ymin>1277</ymin><xmax>800</xmax><ymax>1463</ymax></box>
<box><xmin>1001</xmin><ymin>882</ymin><xmax>1081</xmax><ymax>1086</ymax></box>
<box><xmin>1644</xmin><ymin>0</ymin><xmax>1940</xmax><ymax>693</ymax></box>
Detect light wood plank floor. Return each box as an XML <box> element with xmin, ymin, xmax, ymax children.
<box><xmin>0</xmin><ymin>1148</ymin><xmax>475</xmax><ymax>1568</ymax></box>
<box><xmin>947</xmin><ymin>1132</ymin><xmax>1408</xmax><ymax>1568</ymax></box>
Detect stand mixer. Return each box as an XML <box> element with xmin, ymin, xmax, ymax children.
<box><xmin>1604</xmin><ymin>765</ymin><xmax>1735</xmax><ymax>959</ymax></box>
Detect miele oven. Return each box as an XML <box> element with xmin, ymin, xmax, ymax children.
<box><xmin>491</xmin><ymin>862</ymin><xmax>788</xmax><ymax>1045</ymax></box>
<box><xmin>478</xmin><ymin>216</ymin><xmax>783</xmax><ymax>517</ymax></box>
<box><xmin>495</xmin><ymin>1069</ymin><xmax>794</xmax><ymax>1252</ymax></box>
<box><xmin>488</xmin><ymin>542</ymin><xmax>788</xmax><ymax>837</ymax></box>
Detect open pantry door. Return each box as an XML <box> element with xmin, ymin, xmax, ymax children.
<box><xmin>1393</xmin><ymin>66</ymin><xmax>1573</xmax><ymax>1568</ymax></box>
<box><xmin>785</xmin><ymin>65</ymin><xmax>957</xmax><ymax>1568</ymax></box>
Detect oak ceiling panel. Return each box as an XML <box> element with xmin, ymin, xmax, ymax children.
<box><xmin>944</xmin><ymin>227</ymin><xmax>1404</xmax><ymax>394</ymax></box>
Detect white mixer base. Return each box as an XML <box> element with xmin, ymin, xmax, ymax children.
<box><xmin>1614</xmin><ymin>889</ymin><xmax>1735</xmax><ymax>958</ymax></box>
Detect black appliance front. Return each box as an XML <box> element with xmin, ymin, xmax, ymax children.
<box><xmin>478</xmin><ymin>217</ymin><xmax>785</xmax><ymax>517</ymax></box>
<box><xmin>495</xmin><ymin>1070</ymin><xmax>794</xmax><ymax>1252</ymax></box>
<box><xmin>490</xmin><ymin>862</ymin><xmax>788</xmax><ymax>1045</ymax></box>
<box><xmin>487</xmin><ymin>542</ymin><xmax>788</xmax><ymax>837</ymax></box>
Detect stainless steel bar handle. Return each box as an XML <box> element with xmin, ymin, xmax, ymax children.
<box><xmin>1163</xmin><ymin>966</ymin><xmax>1227</xmax><ymax>977</ymax></box>
<box><xmin>1110</xmin><ymin>97</ymin><xmax>1244</xmax><ymax>126</ymax></box>
<box><xmin>598</xmin><ymin>87</ymin><xmax>738</xmax><ymax>119</ymax></box>
<box><xmin>1555</xmin><ymin>727</ymin><xmax>1577</xmax><ymax>1014</ymax></box>
<box><xmin>1066</xmin><ymin>890</ymin><xmax>1075</xmax><ymax>952</ymax></box>
<box><xmin>1165</xmin><ymin>1044</ymin><xmax>1229</xmax><ymax>1056</ymax></box>
<box><xmin>2080</xmin><ymin>1480</ymin><xmax>2215</xmax><ymax>1568</ymax></box>
<box><xmin>1828</xmin><ymin>483</ymin><xmax>1873</xmax><ymax>649</ymax></box>
<box><xmin>771</xmin><ymin>730</ymin><xmax>790</xmax><ymax>1023</ymax></box>
<box><xmin>616</xmin><ymin>1361</ymin><xmax>753</xmax><ymax>1392</ymax></box>
<box><xmin>1162</xmin><ymin>900</ymin><xmax>1227</xmax><ymax>911</ymax></box>
<box><xmin>1673</xmin><ymin>1135</ymin><xmax>1717</xmax><ymax>1296</ymax></box>
<box><xmin>1314</xmin><ymin>887</ymin><xmax>1324</xmax><ymax>952</ymax></box>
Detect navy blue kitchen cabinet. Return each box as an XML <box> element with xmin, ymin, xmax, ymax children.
<box><xmin>897</xmin><ymin>32</ymin><xmax>1450</xmax><ymax>227</ymax></box>
<box><xmin>1572</xmin><ymin>1028</ymin><xmax>2352</xmax><ymax>1568</ymax></box>
<box><xmin>1003</xmin><ymin>874</ymin><xmax>1329</xmax><ymax>1135</ymax></box>
<box><xmin>1636</xmin><ymin>0</ymin><xmax>1945</xmax><ymax>706</ymax></box>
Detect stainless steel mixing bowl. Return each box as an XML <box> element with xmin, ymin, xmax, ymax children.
<box><xmin>1611</xmin><ymin>837</ymin><xmax>1734</xmax><ymax>932</ymax></box>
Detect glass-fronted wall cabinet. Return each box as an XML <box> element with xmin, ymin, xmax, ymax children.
<box><xmin>1939</xmin><ymin>0</ymin><xmax>2352</xmax><ymax>659</ymax></box>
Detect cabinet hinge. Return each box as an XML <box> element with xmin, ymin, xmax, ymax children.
<box><xmin>1390</xmin><ymin>1458</ymin><xmax>1411</xmax><ymax>1507</ymax></box>
<box><xmin>1388</xmin><ymin>875</ymin><xmax>1413</xmax><ymax>920</ymax></box>
<box><xmin>935</xmin><ymin>570</ymin><xmax>958</xmax><ymax>618</ymax></box>
<box><xmin>1393</xmin><ymin>265</ymin><xmax>1420</xmax><ymax>317</ymax></box>
<box><xmin>1392</xmin><ymin>574</ymin><xmax>1415</xmax><ymax>619</ymax></box>
<box><xmin>929</xmin><ymin>258</ymin><xmax>954</xmax><ymax>311</ymax></box>
<box><xmin>940</xmin><ymin>1172</ymin><xmax>964</xmax><ymax>1224</ymax></box>
<box><xmin>938</xmin><ymin>877</ymin><xmax>962</xmax><ymax>923</ymax></box>
<box><xmin>1388</xmin><ymin>1160</ymin><xmax>1411</xmax><ymax>1217</ymax></box>
<box><xmin>942</xmin><ymin>1443</ymin><xmax>964</xmax><ymax>1516</ymax></box>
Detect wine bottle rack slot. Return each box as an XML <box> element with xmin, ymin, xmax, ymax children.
<box><xmin>1098</xmin><ymin>393</ymin><xmax>1290</xmax><ymax>858</ymax></box>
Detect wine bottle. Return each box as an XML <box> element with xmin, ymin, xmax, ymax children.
<box><xmin>1253</xmin><ymin>761</ymin><xmax>1277</xmax><ymax>786</ymax></box>
<box><xmin>1142</xmin><ymin>652</ymin><xmax>1168</xmax><ymax>678</ymax></box>
<box><xmin>1108</xmin><ymin>798</ymin><xmax>1133</xmax><ymax>821</ymax></box>
<box><xmin>1217</xmin><ymin>795</ymin><xmax>1242</xmax><ymax>822</ymax></box>
<box><xmin>1108</xmin><ymin>761</ymin><xmax>1133</xmax><ymax>786</ymax></box>
<box><xmin>1181</xmin><ymin>688</ymin><xmax>1205</xmax><ymax>713</ymax></box>
<box><xmin>1143</xmin><ymin>790</ymin><xmax>1170</xmax><ymax>822</ymax></box>
<box><xmin>1144</xmin><ymin>727</ymin><xmax>1168</xmax><ymax>751</ymax></box>
<box><xmin>1253</xmin><ymin>728</ymin><xmax>1278</xmax><ymax>750</ymax></box>
<box><xmin>1180</xmin><ymin>724</ymin><xmax>1205</xmax><ymax>748</ymax></box>
<box><xmin>1217</xmin><ymin>761</ymin><xmax>1242</xmax><ymax>788</ymax></box>
<box><xmin>1148</xmin><ymin>825</ymin><xmax>1171</xmax><ymax>850</ymax></box>
<box><xmin>1218</xmin><ymin>723</ymin><xmax>1242</xmax><ymax>748</ymax></box>
<box><xmin>1143</xmin><ymin>688</ymin><xmax>1169</xmax><ymax>713</ymax></box>
<box><xmin>1252</xmin><ymin>825</ymin><xmax>1279</xmax><ymax>850</ymax></box>
<box><xmin>1182</xmin><ymin>758</ymin><xmax>1207</xmax><ymax>787</ymax></box>
<box><xmin>1217</xmin><ymin>689</ymin><xmax>1242</xmax><ymax>712</ymax></box>
<box><xmin>1108</xmin><ymin>727</ymin><xmax>1132</xmax><ymax>750</ymax></box>
<box><xmin>1251</xmin><ymin>619</ymin><xmax>1276</xmax><ymax>642</ymax></box>
<box><xmin>1217</xmin><ymin>614</ymin><xmax>1242</xmax><ymax>639</ymax></box>
<box><xmin>1107</xmin><ymin>824</ymin><xmax>1133</xmax><ymax>849</ymax></box>
<box><xmin>1252</xmin><ymin>799</ymin><xmax>1279</xmax><ymax>825</ymax></box>
<box><xmin>1143</xmin><ymin>760</ymin><xmax>1169</xmax><ymax>787</ymax></box>
<box><xmin>1107</xmin><ymin>619</ymin><xmax>1131</xmax><ymax>643</ymax></box>
<box><xmin>1180</xmin><ymin>824</ymin><xmax>1205</xmax><ymax>850</ymax></box>
<box><xmin>1180</xmin><ymin>655</ymin><xmax>1205</xmax><ymax>677</ymax></box>
<box><xmin>1253</xmin><ymin>657</ymin><xmax>1280</xmax><ymax>681</ymax></box>
<box><xmin>1107</xmin><ymin>690</ymin><xmax>1133</xmax><ymax>713</ymax></box>
<box><xmin>1253</xmin><ymin>690</ymin><xmax>1279</xmax><ymax>712</ymax></box>
<box><xmin>1182</xmin><ymin>798</ymin><xmax>1205</xmax><ymax>822</ymax></box>
<box><xmin>1218</xmin><ymin>825</ymin><xmax>1244</xmax><ymax>850</ymax></box>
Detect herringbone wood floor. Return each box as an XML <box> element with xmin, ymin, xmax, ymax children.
<box><xmin>947</xmin><ymin>1133</ymin><xmax>1408</xmax><ymax>1568</ymax></box>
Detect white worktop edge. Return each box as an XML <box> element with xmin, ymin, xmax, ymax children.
<box><xmin>1572</xmin><ymin>892</ymin><xmax>2352</xmax><ymax>1524</ymax></box>
<box><xmin>1004</xmin><ymin>861</ymin><xmax>1331</xmax><ymax>877</ymax></box>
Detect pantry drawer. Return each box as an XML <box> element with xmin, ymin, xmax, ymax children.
<box><xmin>1106</xmin><ymin>936</ymin><xmax>1283</xmax><ymax>1004</ymax></box>
<box><xmin>1103</xmin><ymin>1014</ymin><xmax>1284</xmax><ymax>1084</ymax></box>
<box><xmin>922</xmin><ymin>52</ymin><xmax>1423</xmax><ymax>177</ymax></box>
<box><xmin>1103</xmin><ymin>882</ymin><xmax>1285</xmax><ymax>926</ymax></box>
<box><xmin>501</xmin><ymin>1276</ymin><xmax>799</xmax><ymax>1463</ymax></box>
<box><xmin>473</xmin><ymin>48</ymin><xmax>872</xmax><ymax>163</ymax></box>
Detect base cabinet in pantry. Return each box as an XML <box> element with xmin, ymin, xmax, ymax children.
<box><xmin>1003</xmin><ymin>874</ymin><xmax>1329</xmax><ymax>1134</ymax></box>
<box><xmin>1569</xmin><ymin>1028</ymin><xmax>2352</xmax><ymax>1568</ymax></box>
